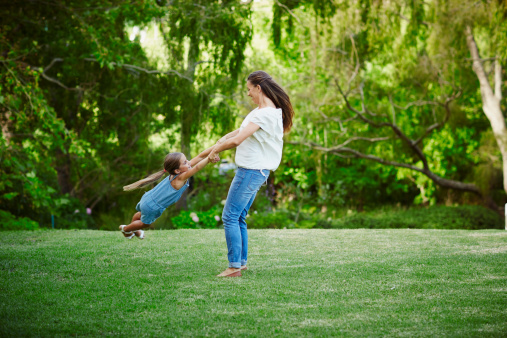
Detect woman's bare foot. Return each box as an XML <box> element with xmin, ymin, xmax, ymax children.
<box><xmin>217</xmin><ymin>268</ymin><xmax>241</xmax><ymax>277</ymax></box>
<box><xmin>241</xmin><ymin>265</ymin><xmax>247</xmax><ymax>270</ymax></box>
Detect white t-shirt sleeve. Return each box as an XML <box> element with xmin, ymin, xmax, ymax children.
<box><xmin>249</xmin><ymin>109</ymin><xmax>279</xmax><ymax>143</ymax></box>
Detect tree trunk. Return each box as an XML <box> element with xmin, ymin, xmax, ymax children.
<box><xmin>466</xmin><ymin>26</ymin><xmax>507</xmax><ymax>196</ymax></box>
<box><xmin>55</xmin><ymin>148</ymin><xmax>73</xmax><ymax>195</ymax></box>
<box><xmin>175</xmin><ymin>37</ymin><xmax>200</xmax><ymax>210</ymax></box>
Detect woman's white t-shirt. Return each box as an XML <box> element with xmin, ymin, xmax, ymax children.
<box><xmin>235</xmin><ymin>107</ymin><xmax>284</xmax><ymax>171</ymax></box>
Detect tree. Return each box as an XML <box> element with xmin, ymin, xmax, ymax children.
<box><xmin>0</xmin><ymin>1</ymin><xmax>174</xmax><ymax>225</ymax></box>
<box><xmin>156</xmin><ymin>0</ymin><xmax>253</xmax><ymax>208</ymax></box>
<box><xmin>267</xmin><ymin>0</ymin><xmax>506</xmax><ymax>209</ymax></box>
<box><xmin>466</xmin><ymin>24</ymin><xmax>506</xmax><ymax>196</ymax></box>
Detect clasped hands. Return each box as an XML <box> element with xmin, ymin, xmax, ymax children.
<box><xmin>208</xmin><ymin>136</ymin><xmax>226</xmax><ymax>163</ymax></box>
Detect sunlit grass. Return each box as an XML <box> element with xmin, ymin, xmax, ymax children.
<box><xmin>1</xmin><ymin>229</ymin><xmax>506</xmax><ymax>336</ymax></box>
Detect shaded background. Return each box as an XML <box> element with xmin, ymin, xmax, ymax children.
<box><xmin>1</xmin><ymin>0</ymin><xmax>505</xmax><ymax>230</ymax></box>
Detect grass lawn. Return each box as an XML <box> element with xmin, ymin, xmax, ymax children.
<box><xmin>1</xmin><ymin>229</ymin><xmax>506</xmax><ymax>337</ymax></box>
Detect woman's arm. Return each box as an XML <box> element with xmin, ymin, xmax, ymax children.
<box><xmin>208</xmin><ymin>123</ymin><xmax>260</xmax><ymax>160</ymax></box>
<box><xmin>216</xmin><ymin>129</ymin><xmax>240</xmax><ymax>145</ymax></box>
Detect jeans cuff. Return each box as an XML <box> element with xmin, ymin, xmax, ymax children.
<box><xmin>241</xmin><ymin>260</ymin><xmax>247</xmax><ymax>266</ymax></box>
<box><xmin>229</xmin><ymin>262</ymin><xmax>241</xmax><ymax>269</ymax></box>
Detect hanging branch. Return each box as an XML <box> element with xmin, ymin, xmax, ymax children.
<box><xmin>295</xmin><ymin>71</ymin><xmax>480</xmax><ymax>195</ymax></box>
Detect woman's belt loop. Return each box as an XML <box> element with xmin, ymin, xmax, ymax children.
<box><xmin>259</xmin><ymin>169</ymin><xmax>269</xmax><ymax>186</ymax></box>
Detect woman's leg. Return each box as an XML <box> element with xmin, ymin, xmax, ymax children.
<box><xmin>221</xmin><ymin>169</ymin><xmax>268</xmax><ymax>270</ymax></box>
<box><xmin>238</xmin><ymin>192</ymin><xmax>258</xmax><ymax>267</ymax></box>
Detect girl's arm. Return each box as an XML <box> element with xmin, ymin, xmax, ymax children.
<box><xmin>174</xmin><ymin>156</ymin><xmax>211</xmax><ymax>186</ymax></box>
<box><xmin>189</xmin><ymin>129</ymin><xmax>240</xmax><ymax>167</ymax></box>
<box><xmin>208</xmin><ymin>123</ymin><xmax>260</xmax><ymax>160</ymax></box>
<box><xmin>189</xmin><ymin>146</ymin><xmax>216</xmax><ymax>167</ymax></box>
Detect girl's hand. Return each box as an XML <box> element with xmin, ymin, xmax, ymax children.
<box><xmin>208</xmin><ymin>147</ymin><xmax>217</xmax><ymax>161</ymax></box>
<box><xmin>211</xmin><ymin>155</ymin><xmax>220</xmax><ymax>163</ymax></box>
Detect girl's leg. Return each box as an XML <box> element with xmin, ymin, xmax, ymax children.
<box><xmin>131</xmin><ymin>211</ymin><xmax>141</xmax><ymax>223</ymax></box>
<box><xmin>123</xmin><ymin>220</ymin><xmax>150</xmax><ymax>232</ymax></box>
<box><xmin>121</xmin><ymin>212</ymin><xmax>150</xmax><ymax>233</ymax></box>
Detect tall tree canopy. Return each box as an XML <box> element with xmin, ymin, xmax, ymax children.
<box><xmin>267</xmin><ymin>0</ymin><xmax>506</xmax><ymax>210</ymax></box>
<box><xmin>0</xmin><ymin>0</ymin><xmax>253</xmax><ymax>227</ymax></box>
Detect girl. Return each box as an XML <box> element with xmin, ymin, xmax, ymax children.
<box><xmin>208</xmin><ymin>71</ymin><xmax>294</xmax><ymax>277</ymax></box>
<box><xmin>120</xmin><ymin>148</ymin><xmax>219</xmax><ymax>239</ymax></box>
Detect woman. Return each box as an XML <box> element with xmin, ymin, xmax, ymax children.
<box><xmin>208</xmin><ymin>70</ymin><xmax>294</xmax><ymax>277</ymax></box>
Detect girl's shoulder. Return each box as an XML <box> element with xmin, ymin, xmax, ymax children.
<box><xmin>169</xmin><ymin>174</ymin><xmax>188</xmax><ymax>190</ymax></box>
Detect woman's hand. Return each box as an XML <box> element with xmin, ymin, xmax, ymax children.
<box><xmin>211</xmin><ymin>154</ymin><xmax>220</xmax><ymax>163</ymax></box>
<box><xmin>208</xmin><ymin>146</ymin><xmax>217</xmax><ymax>162</ymax></box>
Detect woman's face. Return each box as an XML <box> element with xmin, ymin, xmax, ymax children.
<box><xmin>247</xmin><ymin>80</ymin><xmax>261</xmax><ymax>105</ymax></box>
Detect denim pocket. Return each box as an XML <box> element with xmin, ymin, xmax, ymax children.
<box><xmin>246</xmin><ymin>171</ymin><xmax>269</xmax><ymax>192</ymax></box>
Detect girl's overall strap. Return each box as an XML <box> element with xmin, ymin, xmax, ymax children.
<box><xmin>169</xmin><ymin>174</ymin><xmax>180</xmax><ymax>182</ymax></box>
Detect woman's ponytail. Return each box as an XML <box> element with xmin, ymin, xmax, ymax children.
<box><xmin>247</xmin><ymin>71</ymin><xmax>294</xmax><ymax>133</ymax></box>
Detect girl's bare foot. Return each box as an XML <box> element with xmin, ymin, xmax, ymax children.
<box><xmin>217</xmin><ymin>268</ymin><xmax>241</xmax><ymax>277</ymax></box>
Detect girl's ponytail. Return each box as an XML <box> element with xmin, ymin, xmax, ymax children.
<box><xmin>123</xmin><ymin>152</ymin><xmax>183</xmax><ymax>191</ymax></box>
<box><xmin>123</xmin><ymin>170</ymin><xmax>166</xmax><ymax>191</ymax></box>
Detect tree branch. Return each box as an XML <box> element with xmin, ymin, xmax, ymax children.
<box><xmin>335</xmin><ymin>78</ymin><xmax>430</xmax><ymax>169</ymax></box>
<box><xmin>292</xmin><ymin>140</ymin><xmax>481</xmax><ymax>195</ymax></box>
<box><xmin>495</xmin><ymin>57</ymin><xmax>502</xmax><ymax>101</ymax></box>
<box><xmin>275</xmin><ymin>0</ymin><xmax>302</xmax><ymax>25</ymax></box>
<box><xmin>83</xmin><ymin>58</ymin><xmax>194</xmax><ymax>82</ymax></box>
<box><xmin>41</xmin><ymin>58</ymin><xmax>82</xmax><ymax>91</ymax></box>
<box><xmin>466</xmin><ymin>26</ymin><xmax>496</xmax><ymax>104</ymax></box>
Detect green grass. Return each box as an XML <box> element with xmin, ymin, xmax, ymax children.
<box><xmin>1</xmin><ymin>229</ymin><xmax>506</xmax><ymax>336</ymax></box>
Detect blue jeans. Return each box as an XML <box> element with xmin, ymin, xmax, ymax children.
<box><xmin>222</xmin><ymin>168</ymin><xmax>269</xmax><ymax>268</ymax></box>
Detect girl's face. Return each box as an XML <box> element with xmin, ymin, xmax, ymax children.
<box><xmin>247</xmin><ymin>80</ymin><xmax>262</xmax><ymax>105</ymax></box>
<box><xmin>176</xmin><ymin>155</ymin><xmax>191</xmax><ymax>174</ymax></box>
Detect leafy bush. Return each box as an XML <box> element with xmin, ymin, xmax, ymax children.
<box><xmin>329</xmin><ymin>205</ymin><xmax>503</xmax><ymax>230</ymax></box>
<box><xmin>247</xmin><ymin>209</ymin><xmax>295</xmax><ymax>229</ymax></box>
<box><xmin>171</xmin><ymin>206</ymin><xmax>222</xmax><ymax>229</ymax></box>
<box><xmin>0</xmin><ymin>210</ymin><xmax>39</xmax><ymax>230</ymax></box>
<box><xmin>45</xmin><ymin>196</ymin><xmax>94</xmax><ymax>230</ymax></box>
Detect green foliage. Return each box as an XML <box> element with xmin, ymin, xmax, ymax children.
<box><xmin>0</xmin><ymin>1</ymin><xmax>253</xmax><ymax>228</ymax></box>
<box><xmin>247</xmin><ymin>209</ymin><xmax>295</xmax><ymax>229</ymax></box>
<box><xmin>0</xmin><ymin>210</ymin><xmax>39</xmax><ymax>231</ymax></box>
<box><xmin>244</xmin><ymin>205</ymin><xmax>502</xmax><ymax>230</ymax></box>
<box><xmin>1</xmin><ymin>0</ymin><xmax>506</xmax><ymax>229</ymax></box>
<box><xmin>171</xmin><ymin>206</ymin><xmax>222</xmax><ymax>229</ymax></box>
<box><xmin>250</xmin><ymin>0</ymin><xmax>506</xmax><ymax>208</ymax></box>
<box><xmin>329</xmin><ymin>205</ymin><xmax>502</xmax><ymax>230</ymax></box>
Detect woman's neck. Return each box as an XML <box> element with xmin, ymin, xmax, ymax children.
<box><xmin>258</xmin><ymin>95</ymin><xmax>276</xmax><ymax>109</ymax></box>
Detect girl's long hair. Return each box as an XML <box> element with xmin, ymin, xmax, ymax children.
<box><xmin>123</xmin><ymin>152</ymin><xmax>183</xmax><ymax>191</ymax></box>
<box><xmin>247</xmin><ymin>70</ymin><xmax>294</xmax><ymax>133</ymax></box>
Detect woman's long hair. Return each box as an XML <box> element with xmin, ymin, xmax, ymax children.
<box><xmin>123</xmin><ymin>152</ymin><xmax>183</xmax><ymax>191</ymax></box>
<box><xmin>247</xmin><ymin>70</ymin><xmax>294</xmax><ymax>133</ymax></box>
